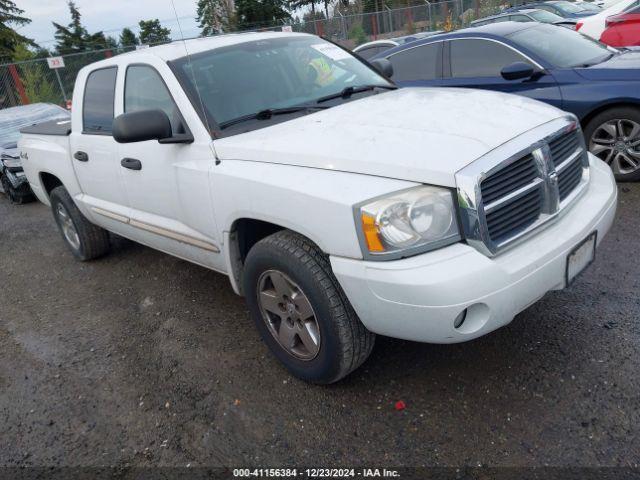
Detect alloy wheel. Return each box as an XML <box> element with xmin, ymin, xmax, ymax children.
<box><xmin>56</xmin><ymin>203</ymin><xmax>81</xmax><ymax>251</ymax></box>
<box><xmin>589</xmin><ymin>119</ymin><xmax>640</xmax><ymax>175</ymax></box>
<box><xmin>257</xmin><ymin>270</ymin><xmax>321</xmax><ymax>361</ymax></box>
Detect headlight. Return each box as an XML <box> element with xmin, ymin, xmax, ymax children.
<box><xmin>356</xmin><ymin>186</ymin><xmax>460</xmax><ymax>259</ymax></box>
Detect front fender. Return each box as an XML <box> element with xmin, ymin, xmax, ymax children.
<box><xmin>211</xmin><ymin>160</ymin><xmax>417</xmax><ymax>259</ymax></box>
<box><xmin>560</xmin><ymin>79</ymin><xmax>640</xmax><ymax>120</ymax></box>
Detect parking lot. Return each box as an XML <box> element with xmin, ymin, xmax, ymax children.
<box><xmin>0</xmin><ymin>183</ymin><xmax>638</xmax><ymax>468</ymax></box>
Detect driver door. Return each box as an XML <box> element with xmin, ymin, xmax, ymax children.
<box><xmin>116</xmin><ymin>62</ymin><xmax>223</xmax><ymax>270</ymax></box>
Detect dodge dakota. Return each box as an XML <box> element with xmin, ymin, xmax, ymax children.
<box><xmin>18</xmin><ymin>32</ymin><xmax>618</xmax><ymax>383</ymax></box>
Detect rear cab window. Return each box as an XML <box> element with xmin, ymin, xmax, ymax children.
<box><xmin>82</xmin><ymin>67</ymin><xmax>117</xmax><ymax>135</ymax></box>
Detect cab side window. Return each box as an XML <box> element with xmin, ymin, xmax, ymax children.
<box><xmin>83</xmin><ymin>67</ymin><xmax>117</xmax><ymax>134</ymax></box>
<box><xmin>124</xmin><ymin>65</ymin><xmax>186</xmax><ymax>134</ymax></box>
<box><xmin>450</xmin><ymin>39</ymin><xmax>532</xmax><ymax>78</ymax></box>
<box><xmin>388</xmin><ymin>43</ymin><xmax>440</xmax><ymax>81</ymax></box>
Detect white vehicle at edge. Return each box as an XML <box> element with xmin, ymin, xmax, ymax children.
<box><xmin>576</xmin><ymin>0</ymin><xmax>637</xmax><ymax>38</ymax></box>
<box><xmin>18</xmin><ymin>32</ymin><xmax>618</xmax><ymax>383</ymax></box>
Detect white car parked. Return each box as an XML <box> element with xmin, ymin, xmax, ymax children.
<box><xmin>576</xmin><ymin>0</ymin><xmax>637</xmax><ymax>38</ymax></box>
<box><xmin>18</xmin><ymin>32</ymin><xmax>618</xmax><ymax>383</ymax></box>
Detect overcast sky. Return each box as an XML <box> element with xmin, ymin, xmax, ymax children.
<box><xmin>17</xmin><ymin>0</ymin><xmax>202</xmax><ymax>48</ymax></box>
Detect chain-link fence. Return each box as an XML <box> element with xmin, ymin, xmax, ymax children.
<box><xmin>0</xmin><ymin>0</ymin><xmax>519</xmax><ymax>110</ymax></box>
<box><xmin>287</xmin><ymin>0</ymin><xmax>510</xmax><ymax>46</ymax></box>
<box><xmin>0</xmin><ymin>45</ymin><xmax>140</xmax><ymax>109</ymax></box>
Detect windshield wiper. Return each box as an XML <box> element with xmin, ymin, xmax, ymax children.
<box><xmin>219</xmin><ymin>105</ymin><xmax>328</xmax><ymax>129</ymax></box>
<box><xmin>315</xmin><ymin>84</ymin><xmax>397</xmax><ymax>104</ymax></box>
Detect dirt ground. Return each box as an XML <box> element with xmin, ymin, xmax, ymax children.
<box><xmin>0</xmin><ymin>184</ymin><xmax>638</xmax><ymax>469</ymax></box>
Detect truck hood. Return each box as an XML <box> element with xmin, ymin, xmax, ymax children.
<box><xmin>213</xmin><ymin>88</ymin><xmax>565</xmax><ymax>187</ymax></box>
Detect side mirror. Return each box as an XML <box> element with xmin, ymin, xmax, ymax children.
<box><xmin>370</xmin><ymin>58</ymin><xmax>394</xmax><ymax>79</ymax></box>
<box><xmin>112</xmin><ymin>109</ymin><xmax>172</xmax><ymax>144</ymax></box>
<box><xmin>501</xmin><ymin>62</ymin><xmax>535</xmax><ymax>81</ymax></box>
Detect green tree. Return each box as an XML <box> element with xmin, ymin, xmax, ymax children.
<box><xmin>12</xmin><ymin>44</ymin><xmax>62</xmax><ymax>104</ymax></box>
<box><xmin>0</xmin><ymin>0</ymin><xmax>35</xmax><ymax>60</ymax></box>
<box><xmin>235</xmin><ymin>0</ymin><xmax>291</xmax><ymax>29</ymax></box>
<box><xmin>348</xmin><ymin>23</ymin><xmax>366</xmax><ymax>45</ymax></box>
<box><xmin>51</xmin><ymin>1</ymin><xmax>111</xmax><ymax>52</ymax></box>
<box><xmin>289</xmin><ymin>0</ymin><xmax>320</xmax><ymax>18</ymax></box>
<box><xmin>197</xmin><ymin>0</ymin><xmax>236</xmax><ymax>35</ymax></box>
<box><xmin>119</xmin><ymin>27</ymin><xmax>138</xmax><ymax>47</ymax></box>
<box><xmin>52</xmin><ymin>1</ymin><xmax>88</xmax><ymax>53</ymax></box>
<box><xmin>138</xmin><ymin>19</ymin><xmax>171</xmax><ymax>45</ymax></box>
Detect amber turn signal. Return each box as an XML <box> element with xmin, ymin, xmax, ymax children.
<box><xmin>361</xmin><ymin>214</ymin><xmax>385</xmax><ymax>252</ymax></box>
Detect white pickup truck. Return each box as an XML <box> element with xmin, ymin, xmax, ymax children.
<box><xmin>19</xmin><ymin>32</ymin><xmax>617</xmax><ymax>383</ymax></box>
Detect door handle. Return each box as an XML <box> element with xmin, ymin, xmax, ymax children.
<box><xmin>74</xmin><ymin>151</ymin><xmax>88</xmax><ymax>162</ymax></box>
<box><xmin>121</xmin><ymin>158</ymin><xmax>142</xmax><ymax>171</ymax></box>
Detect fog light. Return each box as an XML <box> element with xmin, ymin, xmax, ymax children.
<box><xmin>453</xmin><ymin>309</ymin><xmax>467</xmax><ymax>329</ymax></box>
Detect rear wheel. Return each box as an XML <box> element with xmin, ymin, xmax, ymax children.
<box><xmin>50</xmin><ymin>186</ymin><xmax>110</xmax><ymax>261</ymax></box>
<box><xmin>243</xmin><ymin>230</ymin><xmax>375</xmax><ymax>384</ymax></box>
<box><xmin>584</xmin><ymin>107</ymin><xmax>640</xmax><ymax>182</ymax></box>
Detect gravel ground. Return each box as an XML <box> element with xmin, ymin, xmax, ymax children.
<box><xmin>0</xmin><ymin>184</ymin><xmax>638</xmax><ymax>469</ymax></box>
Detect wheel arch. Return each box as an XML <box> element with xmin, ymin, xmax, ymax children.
<box><xmin>580</xmin><ymin>100</ymin><xmax>640</xmax><ymax>131</ymax></box>
<box><xmin>39</xmin><ymin>172</ymin><xmax>64</xmax><ymax>200</ymax></box>
<box><xmin>225</xmin><ymin>217</ymin><xmax>325</xmax><ymax>296</ymax></box>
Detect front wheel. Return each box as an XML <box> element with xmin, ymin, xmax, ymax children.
<box><xmin>242</xmin><ymin>230</ymin><xmax>375</xmax><ymax>384</ymax></box>
<box><xmin>584</xmin><ymin>107</ymin><xmax>640</xmax><ymax>182</ymax></box>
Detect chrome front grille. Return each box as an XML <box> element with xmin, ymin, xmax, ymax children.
<box><xmin>558</xmin><ymin>155</ymin><xmax>585</xmax><ymax>201</ymax></box>
<box><xmin>484</xmin><ymin>185</ymin><xmax>543</xmax><ymax>244</ymax></box>
<box><xmin>549</xmin><ymin>130</ymin><xmax>581</xmax><ymax>167</ymax></box>
<box><xmin>481</xmin><ymin>153</ymin><xmax>538</xmax><ymax>204</ymax></box>
<box><xmin>456</xmin><ymin>118</ymin><xmax>590</xmax><ymax>257</ymax></box>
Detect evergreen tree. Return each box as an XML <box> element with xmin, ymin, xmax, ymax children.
<box><xmin>52</xmin><ymin>1</ymin><xmax>89</xmax><ymax>54</ymax></box>
<box><xmin>236</xmin><ymin>0</ymin><xmax>291</xmax><ymax>29</ymax></box>
<box><xmin>197</xmin><ymin>0</ymin><xmax>236</xmax><ymax>36</ymax></box>
<box><xmin>289</xmin><ymin>0</ymin><xmax>321</xmax><ymax>17</ymax></box>
<box><xmin>105</xmin><ymin>36</ymin><xmax>118</xmax><ymax>49</ymax></box>
<box><xmin>120</xmin><ymin>27</ymin><xmax>138</xmax><ymax>47</ymax></box>
<box><xmin>138</xmin><ymin>19</ymin><xmax>171</xmax><ymax>45</ymax></box>
<box><xmin>0</xmin><ymin>0</ymin><xmax>35</xmax><ymax>60</ymax></box>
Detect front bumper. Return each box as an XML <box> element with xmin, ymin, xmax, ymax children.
<box><xmin>330</xmin><ymin>154</ymin><xmax>618</xmax><ymax>344</ymax></box>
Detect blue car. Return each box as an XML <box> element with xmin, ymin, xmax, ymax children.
<box><xmin>372</xmin><ymin>22</ymin><xmax>640</xmax><ymax>181</ymax></box>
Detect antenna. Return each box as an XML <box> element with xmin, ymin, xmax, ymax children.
<box><xmin>169</xmin><ymin>0</ymin><xmax>214</xmax><ymax>137</ymax></box>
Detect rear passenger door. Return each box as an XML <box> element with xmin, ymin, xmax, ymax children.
<box><xmin>442</xmin><ymin>38</ymin><xmax>562</xmax><ymax>108</ymax></box>
<box><xmin>70</xmin><ymin>66</ymin><xmax>130</xmax><ymax>221</ymax></box>
<box><xmin>386</xmin><ymin>42</ymin><xmax>443</xmax><ymax>87</ymax></box>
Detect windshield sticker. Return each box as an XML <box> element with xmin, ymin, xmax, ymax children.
<box><xmin>310</xmin><ymin>43</ymin><xmax>352</xmax><ymax>61</ymax></box>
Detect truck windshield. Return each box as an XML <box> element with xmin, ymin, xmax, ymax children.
<box><xmin>170</xmin><ymin>36</ymin><xmax>392</xmax><ymax>133</ymax></box>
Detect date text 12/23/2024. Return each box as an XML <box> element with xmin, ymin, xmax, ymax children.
<box><xmin>233</xmin><ymin>469</ymin><xmax>400</xmax><ymax>478</ymax></box>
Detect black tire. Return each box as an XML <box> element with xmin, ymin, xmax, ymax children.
<box><xmin>0</xmin><ymin>173</ymin><xmax>32</xmax><ymax>204</ymax></box>
<box><xmin>50</xmin><ymin>185</ymin><xmax>110</xmax><ymax>261</ymax></box>
<box><xmin>583</xmin><ymin>106</ymin><xmax>640</xmax><ymax>182</ymax></box>
<box><xmin>243</xmin><ymin>230</ymin><xmax>375</xmax><ymax>384</ymax></box>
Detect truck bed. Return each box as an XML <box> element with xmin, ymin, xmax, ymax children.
<box><xmin>19</xmin><ymin>124</ymin><xmax>75</xmax><ymax>207</ymax></box>
<box><xmin>20</xmin><ymin>119</ymin><xmax>71</xmax><ymax>136</ymax></box>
